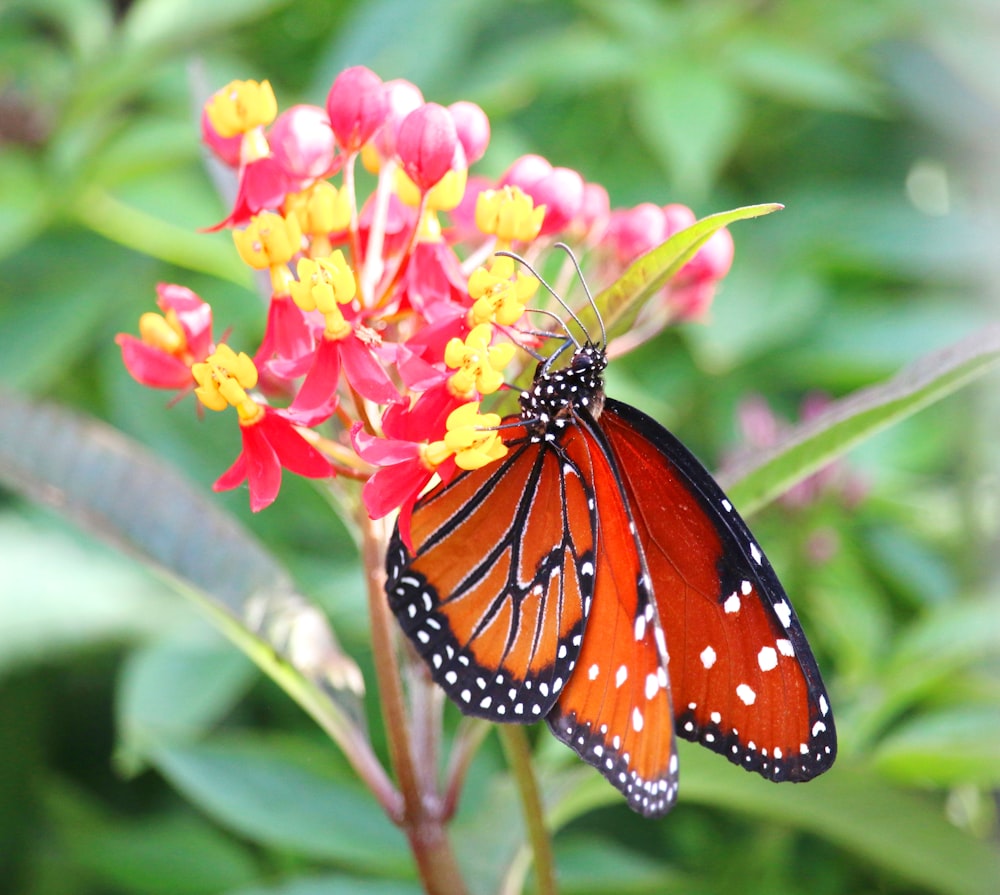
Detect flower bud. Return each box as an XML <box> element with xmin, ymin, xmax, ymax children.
<box><xmin>269</xmin><ymin>104</ymin><xmax>336</xmax><ymax>182</ymax></box>
<box><xmin>448</xmin><ymin>101</ymin><xmax>490</xmax><ymax>165</ymax></box>
<box><xmin>608</xmin><ymin>203</ymin><xmax>668</xmax><ymax>263</ymax></box>
<box><xmin>372</xmin><ymin>79</ymin><xmax>425</xmax><ymax>160</ymax></box>
<box><xmin>396</xmin><ymin>103</ymin><xmax>459</xmax><ymax>192</ymax></box>
<box><xmin>326</xmin><ymin>66</ymin><xmax>388</xmax><ymax>152</ymax></box>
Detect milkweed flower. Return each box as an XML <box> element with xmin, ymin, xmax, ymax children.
<box><xmin>118</xmin><ymin>65</ymin><xmax>737</xmax><ymax>518</ymax></box>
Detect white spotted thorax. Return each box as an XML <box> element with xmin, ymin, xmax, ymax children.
<box><xmin>519</xmin><ymin>344</ymin><xmax>608</xmax><ymax>440</ymax></box>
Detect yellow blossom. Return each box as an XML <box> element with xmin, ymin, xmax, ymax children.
<box><xmin>233</xmin><ymin>212</ymin><xmax>302</xmax><ymax>271</ymax></box>
<box><xmin>138</xmin><ymin>310</ymin><xmax>185</xmax><ymax>355</ymax></box>
<box><xmin>192</xmin><ymin>344</ymin><xmax>261</xmax><ymax>421</ymax></box>
<box><xmin>468</xmin><ymin>255</ymin><xmax>539</xmax><ymax>326</ymax></box>
<box><xmin>205</xmin><ymin>79</ymin><xmax>278</xmax><ymax>138</ymax></box>
<box><xmin>285</xmin><ymin>182</ymin><xmax>352</xmax><ymax>236</ymax></box>
<box><xmin>444</xmin><ymin>324</ymin><xmax>516</xmax><ymax>397</ymax></box>
<box><xmin>442</xmin><ymin>402</ymin><xmax>508</xmax><ymax>470</ymax></box>
<box><xmin>290</xmin><ymin>253</ymin><xmax>356</xmax><ymax>339</ymax></box>
<box><xmin>475</xmin><ymin>185</ymin><xmax>545</xmax><ymax>243</ymax></box>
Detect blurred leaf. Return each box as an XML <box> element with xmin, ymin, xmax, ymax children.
<box><xmin>0</xmin><ymin>149</ymin><xmax>49</xmax><ymax>260</ymax></box>
<box><xmin>725</xmin><ymin>35</ymin><xmax>884</xmax><ymax>114</ymax></box>
<box><xmin>0</xmin><ymin>389</ymin><xmax>367</xmax><ymax>761</ymax></box>
<box><xmin>150</xmin><ymin>736</ymin><xmax>411</xmax><ymax>875</ymax></box>
<box><xmin>121</xmin><ymin>0</ymin><xmax>293</xmax><ymax>54</ymax></box>
<box><xmin>553</xmin><ymin>835</ymin><xmax>683</xmax><ymax>894</ymax></box>
<box><xmin>46</xmin><ymin>779</ymin><xmax>259</xmax><ymax>895</ymax></box>
<box><xmin>874</xmin><ymin>708</ymin><xmax>1000</xmax><ymax>786</ymax></box>
<box><xmin>0</xmin><ymin>510</ymin><xmax>189</xmax><ymax>675</ymax></box>
<box><xmin>228</xmin><ymin>875</ymin><xmax>423</xmax><ymax>895</ymax></box>
<box><xmin>720</xmin><ymin>326</ymin><xmax>1000</xmax><ymax>513</ymax></box>
<box><xmin>631</xmin><ymin>59</ymin><xmax>745</xmax><ymax>197</ymax></box>
<box><xmin>116</xmin><ymin>634</ymin><xmax>258</xmax><ymax>772</ymax></box>
<box><xmin>552</xmin><ymin>745</ymin><xmax>1000</xmax><ymax>895</ymax></box>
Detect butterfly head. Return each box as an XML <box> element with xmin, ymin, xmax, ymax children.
<box><xmin>520</xmin><ymin>343</ymin><xmax>608</xmax><ymax>441</ymax></box>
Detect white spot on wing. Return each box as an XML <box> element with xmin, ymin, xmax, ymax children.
<box><xmin>645</xmin><ymin>672</ymin><xmax>659</xmax><ymax>700</ymax></box>
<box><xmin>632</xmin><ymin>707</ymin><xmax>644</xmax><ymax>732</ymax></box>
<box><xmin>724</xmin><ymin>593</ymin><xmax>741</xmax><ymax>614</ymax></box>
<box><xmin>750</xmin><ymin>542</ymin><xmax>762</xmax><ymax>565</ymax></box>
<box><xmin>757</xmin><ymin>646</ymin><xmax>778</xmax><ymax>672</ymax></box>
<box><xmin>777</xmin><ymin>638</ymin><xmax>794</xmax><ymax>656</ymax></box>
<box><xmin>616</xmin><ymin>664</ymin><xmax>628</xmax><ymax>688</ymax></box>
<box><xmin>774</xmin><ymin>601</ymin><xmax>792</xmax><ymax>628</ymax></box>
<box><xmin>588</xmin><ymin>663</ymin><xmax>600</xmax><ymax>681</ymax></box>
<box><xmin>736</xmin><ymin>683</ymin><xmax>756</xmax><ymax>705</ymax></box>
<box><xmin>700</xmin><ymin>645</ymin><xmax>717</xmax><ymax>669</ymax></box>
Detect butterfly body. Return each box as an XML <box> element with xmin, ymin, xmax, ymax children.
<box><xmin>386</xmin><ymin>341</ymin><xmax>835</xmax><ymax>817</ymax></box>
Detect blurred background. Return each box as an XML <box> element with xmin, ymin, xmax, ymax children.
<box><xmin>1</xmin><ymin>1</ymin><xmax>998</xmax><ymax>893</ymax></box>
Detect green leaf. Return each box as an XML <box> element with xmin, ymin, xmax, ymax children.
<box><xmin>874</xmin><ymin>708</ymin><xmax>1000</xmax><ymax>787</ymax></box>
<box><xmin>45</xmin><ymin>779</ymin><xmax>259</xmax><ymax>895</ymax></box>
<box><xmin>550</xmin><ymin>746</ymin><xmax>1000</xmax><ymax>895</ymax></box>
<box><xmin>0</xmin><ymin>510</ymin><xmax>190</xmax><ymax>674</ymax></box>
<box><xmin>0</xmin><ymin>389</ymin><xmax>367</xmax><ymax>765</ymax></box>
<box><xmin>150</xmin><ymin>736</ymin><xmax>411</xmax><ymax>875</ymax></box>
<box><xmin>582</xmin><ymin>203</ymin><xmax>784</xmax><ymax>344</ymax></box>
<box><xmin>553</xmin><ymin>835</ymin><xmax>684</xmax><ymax>894</ymax></box>
<box><xmin>631</xmin><ymin>60</ymin><xmax>746</xmax><ymax>197</ymax></box>
<box><xmin>121</xmin><ymin>0</ymin><xmax>292</xmax><ymax>54</ymax></box>
<box><xmin>116</xmin><ymin>634</ymin><xmax>258</xmax><ymax>772</ymax></box>
<box><xmin>228</xmin><ymin>875</ymin><xmax>423</xmax><ymax>895</ymax></box>
<box><xmin>719</xmin><ymin>325</ymin><xmax>1000</xmax><ymax>514</ymax></box>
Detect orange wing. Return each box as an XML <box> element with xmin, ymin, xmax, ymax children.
<box><xmin>546</xmin><ymin>417</ymin><xmax>679</xmax><ymax>818</ymax></box>
<box><xmin>600</xmin><ymin>400</ymin><xmax>836</xmax><ymax>781</ymax></box>
<box><xmin>386</xmin><ymin>423</ymin><xmax>598</xmax><ymax>721</ymax></box>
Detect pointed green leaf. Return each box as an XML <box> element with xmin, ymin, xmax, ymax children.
<box><xmin>545</xmin><ymin>746</ymin><xmax>999</xmax><ymax>895</ymax></box>
<box><xmin>719</xmin><ymin>325</ymin><xmax>1000</xmax><ymax>513</ymax></box>
<box><xmin>150</xmin><ymin>736</ymin><xmax>411</xmax><ymax>875</ymax></box>
<box><xmin>580</xmin><ymin>204</ymin><xmax>783</xmax><ymax>344</ymax></box>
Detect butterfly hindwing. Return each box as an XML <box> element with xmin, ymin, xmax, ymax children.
<box><xmin>600</xmin><ymin>399</ymin><xmax>836</xmax><ymax>781</ymax></box>
<box><xmin>386</xmin><ymin>422</ymin><xmax>598</xmax><ymax>721</ymax></box>
<box><xmin>546</xmin><ymin>414</ymin><xmax>679</xmax><ymax>818</ymax></box>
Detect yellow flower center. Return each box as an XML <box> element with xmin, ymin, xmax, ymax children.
<box><xmin>444</xmin><ymin>323</ymin><xmax>516</xmax><ymax>397</ymax></box>
<box><xmin>204</xmin><ymin>79</ymin><xmax>278</xmax><ymax>139</ymax></box>
<box><xmin>191</xmin><ymin>344</ymin><xmax>261</xmax><ymax>422</ymax></box>
<box><xmin>467</xmin><ymin>255</ymin><xmax>539</xmax><ymax>326</ymax></box>
<box><xmin>475</xmin><ymin>185</ymin><xmax>546</xmax><ymax>244</ymax></box>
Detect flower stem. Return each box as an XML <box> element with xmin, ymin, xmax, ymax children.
<box><xmin>497</xmin><ymin>725</ymin><xmax>558</xmax><ymax>895</ymax></box>
<box><xmin>360</xmin><ymin>512</ymin><xmax>469</xmax><ymax>895</ymax></box>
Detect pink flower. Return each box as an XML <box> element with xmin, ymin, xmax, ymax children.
<box><xmin>116</xmin><ymin>284</ymin><xmax>214</xmax><ymax>391</ymax></box>
<box><xmin>215</xmin><ymin>405</ymin><xmax>333</xmax><ymax>511</ymax></box>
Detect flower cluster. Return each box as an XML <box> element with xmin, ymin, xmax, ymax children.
<box><xmin>118</xmin><ymin>66</ymin><xmax>734</xmax><ymax>526</ymax></box>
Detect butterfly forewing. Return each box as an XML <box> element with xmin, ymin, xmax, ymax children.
<box><xmin>600</xmin><ymin>400</ymin><xmax>836</xmax><ymax>780</ymax></box>
<box><xmin>386</xmin><ymin>423</ymin><xmax>598</xmax><ymax>721</ymax></box>
<box><xmin>547</xmin><ymin>417</ymin><xmax>679</xmax><ymax>818</ymax></box>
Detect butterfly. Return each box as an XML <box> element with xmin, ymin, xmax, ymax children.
<box><xmin>384</xmin><ymin>274</ymin><xmax>836</xmax><ymax>817</ymax></box>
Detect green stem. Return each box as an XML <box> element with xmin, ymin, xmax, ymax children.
<box><xmin>72</xmin><ymin>187</ymin><xmax>249</xmax><ymax>286</ymax></box>
<box><xmin>498</xmin><ymin>725</ymin><xmax>558</xmax><ymax>895</ymax></box>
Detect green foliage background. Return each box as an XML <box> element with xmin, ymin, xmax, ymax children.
<box><xmin>1</xmin><ymin>1</ymin><xmax>998</xmax><ymax>893</ymax></box>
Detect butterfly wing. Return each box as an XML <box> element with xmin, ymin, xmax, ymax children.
<box><xmin>600</xmin><ymin>399</ymin><xmax>836</xmax><ymax>781</ymax></box>
<box><xmin>546</xmin><ymin>414</ymin><xmax>680</xmax><ymax>818</ymax></box>
<box><xmin>385</xmin><ymin>422</ymin><xmax>598</xmax><ymax>721</ymax></box>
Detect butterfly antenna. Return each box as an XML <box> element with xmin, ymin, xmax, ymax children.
<box><xmin>554</xmin><ymin>242</ymin><xmax>606</xmax><ymax>349</ymax></box>
<box><xmin>495</xmin><ymin>249</ymin><xmax>591</xmax><ymax>347</ymax></box>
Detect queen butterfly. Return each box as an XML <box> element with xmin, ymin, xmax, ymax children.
<box><xmin>385</xmin><ymin>276</ymin><xmax>835</xmax><ymax>818</ymax></box>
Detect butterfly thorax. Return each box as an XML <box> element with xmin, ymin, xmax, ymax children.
<box><xmin>519</xmin><ymin>344</ymin><xmax>608</xmax><ymax>443</ymax></box>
